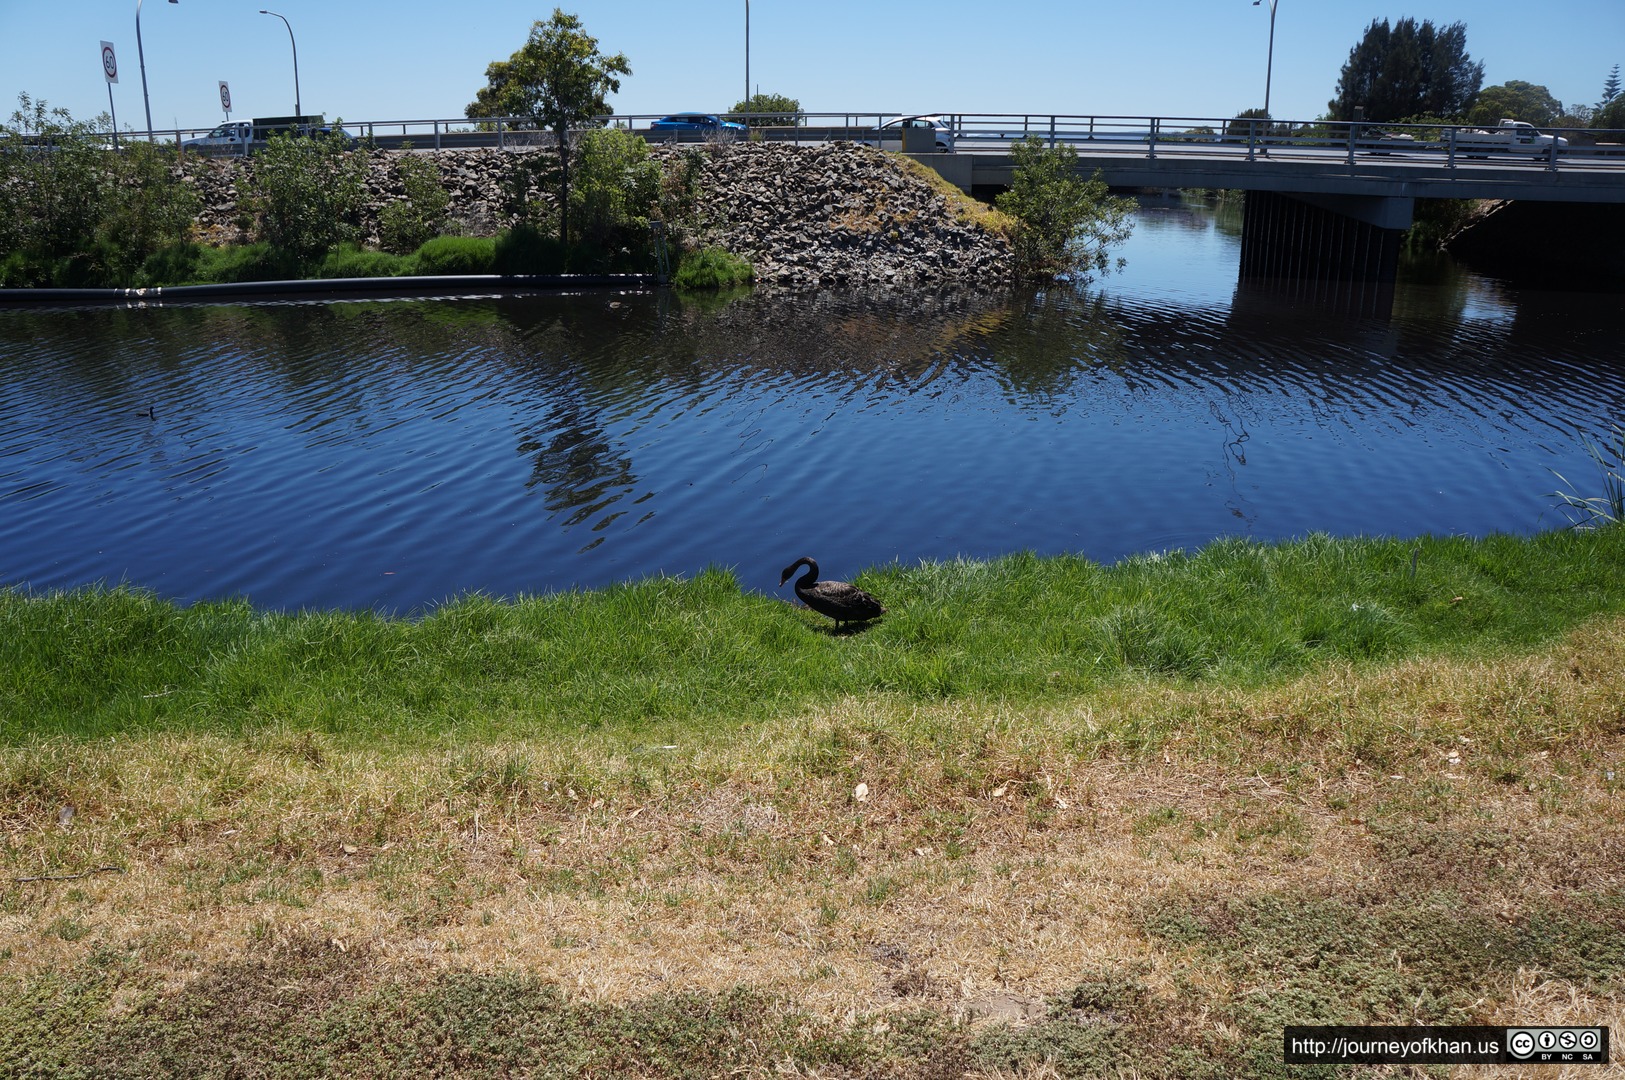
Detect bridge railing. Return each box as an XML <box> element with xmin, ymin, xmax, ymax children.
<box><xmin>936</xmin><ymin>114</ymin><xmax>1625</xmax><ymax>170</ymax></box>
<box><xmin>102</xmin><ymin>112</ymin><xmax>1625</xmax><ymax>173</ymax></box>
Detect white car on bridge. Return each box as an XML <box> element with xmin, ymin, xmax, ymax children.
<box><xmin>865</xmin><ymin>115</ymin><xmax>955</xmax><ymax>153</ymax></box>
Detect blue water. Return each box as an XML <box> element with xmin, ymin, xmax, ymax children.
<box><xmin>2</xmin><ymin>200</ymin><xmax>1621</xmax><ymax>612</ymax></box>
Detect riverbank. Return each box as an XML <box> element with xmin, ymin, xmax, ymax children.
<box><xmin>4</xmin><ymin>531</ymin><xmax>1623</xmax><ymax>1076</ymax></box>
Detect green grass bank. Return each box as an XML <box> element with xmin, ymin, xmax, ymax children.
<box><xmin>5</xmin><ymin>528</ymin><xmax>1622</xmax><ymax>748</ymax></box>
<box><xmin>3</xmin><ymin>529</ymin><xmax>1623</xmax><ymax>1078</ymax></box>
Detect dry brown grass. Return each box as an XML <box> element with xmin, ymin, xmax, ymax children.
<box><xmin>4</xmin><ymin>619</ymin><xmax>1624</xmax><ymax>1075</ymax></box>
<box><xmin>895</xmin><ymin>153</ymin><xmax>1018</xmax><ymax>237</ymax></box>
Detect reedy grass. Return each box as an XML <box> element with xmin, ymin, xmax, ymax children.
<box><xmin>1550</xmin><ymin>422</ymin><xmax>1625</xmax><ymax>527</ymax></box>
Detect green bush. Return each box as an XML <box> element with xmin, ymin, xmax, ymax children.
<box><xmin>569</xmin><ymin>127</ymin><xmax>660</xmax><ymax>269</ymax></box>
<box><xmin>414</xmin><ymin>236</ymin><xmax>496</xmax><ymax>275</ymax></box>
<box><xmin>492</xmin><ymin>223</ymin><xmax>568</xmax><ymax>275</ymax></box>
<box><xmin>729</xmin><ymin>92</ymin><xmax>803</xmax><ymax>128</ymax></box>
<box><xmin>0</xmin><ymin>250</ymin><xmax>69</xmax><ymax>288</ymax></box>
<box><xmin>0</xmin><ymin>94</ymin><xmax>197</xmax><ymax>287</ymax></box>
<box><xmin>137</xmin><ymin>243</ymin><xmax>205</xmax><ymax>286</ymax></box>
<box><xmin>995</xmin><ymin>136</ymin><xmax>1135</xmax><ymax>284</ymax></box>
<box><xmin>378</xmin><ymin>153</ymin><xmax>451</xmax><ymax>254</ymax></box>
<box><xmin>242</xmin><ymin>128</ymin><xmax>368</xmax><ymax>261</ymax></box>
<box><xmin>672</xmin><ymin>247</ymin><xmax>754</xmax><ymax>290</ymax></box>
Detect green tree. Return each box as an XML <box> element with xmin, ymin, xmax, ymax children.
<box><xmin>995</xmin><ymin>136</ymin><xmax>1135</xmax><ymax>284</ymax></box>
<box><xmin>1595</xmin><ymin>95</ymin><xmax>1625</xmax><ymax>131</ymax></box>
<box><xmin>1468</xmin><ymin>81</ymin><xmax>1563</xmax><ymax>126</ymax></box>
<box><xmin>730</xmin><ymin>92</ymin><xmax>802</xmax><ymax>127</ymax></box>
<box><xmin>1225</xmin><ymin>108</ymin><xmax>1287</xmax><ymax>140</ymax></box>
<box><xmin>1602</xmin><ymin>64</ymin><xmax>1622</xmax><ymax>107</ymax></box>
<box><xmin>243</xmin><ymin>127</ymin><xmax>369</xmax><ymax>261</ymax></box>
<box><xmin>1328</xmin><ymin>18</ymin><xmax>1483</xmax><ymax>122</ymax></box>
<box><xmin>465</xmin><ymin>9</ymin><xmax>629</xmax><ymax>248</ymax></box>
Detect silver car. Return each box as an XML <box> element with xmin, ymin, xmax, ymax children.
<box><xmin>866</xmin><ymin>114</ymin><xmax>955</xmax><ymax>153</ymax></box>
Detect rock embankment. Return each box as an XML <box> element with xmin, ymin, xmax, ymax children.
<box><xmin>175</xmin><ymin>142</ymin><xmax>1013</xmax><ymax>289</ymax></box>
<box><xmin>178</xmin><ymin>148</ymin><xmax>536</xmax><ymax>246</ymax></box>
<box><xmin>654</xmin><ymin>142</ymin><xmax>1013</xmax><ymax>288</ymax></box>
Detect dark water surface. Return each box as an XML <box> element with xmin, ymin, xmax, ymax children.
<box><xmin>3</xmin><ymin>200</ymin><xmax>1622</xmax><ymax>612</ymax></box>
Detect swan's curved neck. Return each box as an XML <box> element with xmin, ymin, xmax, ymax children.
<box><xmin>793</xmin><ymin>558</ymin><xmax>820</xmax><ymax>587</ymax></box>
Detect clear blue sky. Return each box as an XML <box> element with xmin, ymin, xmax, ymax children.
<box><xmin>2</xmin><ymin>1</ymin><xmax>1620</xmax><ymax>134</ymax></box>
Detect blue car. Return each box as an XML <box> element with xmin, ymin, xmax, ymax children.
<box><xmin>648</xmin><ymin>113</ymin><xmax>747</xmax><ymax>139</ymax></box>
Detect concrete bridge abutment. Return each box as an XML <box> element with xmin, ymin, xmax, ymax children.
<box><xmin>1239</xmin><ymin>191</ymin><xmax>1414</xmax><ymax>315</ymax></box>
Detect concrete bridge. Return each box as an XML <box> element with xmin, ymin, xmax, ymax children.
<box><xmin>892</xmin><ymin>114</ymin><xmax>1625</xmax><ymax>314</ymax></box>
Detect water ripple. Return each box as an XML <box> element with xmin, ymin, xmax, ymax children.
<box><xmin>2</xmin><ymin>212</ymin><xmax>1622</xmax><ymax>611</ymax></box>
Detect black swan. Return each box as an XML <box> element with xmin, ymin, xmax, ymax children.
<box><xmin>778</xmin><ymin>556</ymin><xmax>885</xmax><ymax>630</ymax></box>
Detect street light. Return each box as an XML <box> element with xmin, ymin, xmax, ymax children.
<box><xmin>136</xmin><ymin>0</ymin><xmax>178</xmax><ymax>142</ymax></box>
<box><xmin>744</xmin><ymin>0</ymin><xmax>750</xmax><ymax>109</ymax></box>
<box><xmin>1252</xmin><ymin>0</ymin><xmax>1278</xmax><ymax>119</ymax></box>
<box><xmin>260</xmin><ymin>10</ymin><xmax>301</xmax><ymax>118</ymax></box>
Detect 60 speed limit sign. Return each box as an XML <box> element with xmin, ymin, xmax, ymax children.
<box><xmin>101</xmin><ymin>41</ymin><xmax>119</xmax><ymax>84</ymax></box>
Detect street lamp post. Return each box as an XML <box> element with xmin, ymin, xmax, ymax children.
<box><xmin>136</xmin><ymin>0</ymin><xmax>178</xmax><ymax>142</ymax></box>
<box><xmin>744</xmin><ymin>0</ymin><xmax>750</xmax><ymax>109</ymax></box>
<box><xmin>1252</xmin><ymin>0</ymin><xmax>1278</xmax><ymax>119</ymax></box>
<box><xmin>260</xmin><ymin>9</ymin><xmax>302</xmax><ymax>118</ymax></box>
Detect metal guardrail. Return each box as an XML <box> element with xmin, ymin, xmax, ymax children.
<box><xmin>64</xmin><ymin>112</ymin><xmax>1625</xmax><ymax>173</ymax></box>
<box><xmin>939</xmin><ymin>115</ymin><xmax>1625</xmax><ymax>174</ymax></box>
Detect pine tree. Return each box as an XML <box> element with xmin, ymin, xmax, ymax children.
<box><xmin>1328</xmin><ymin>18</ymin><xmax>1484</xmax><ymax>122</ymax></box>
<box><xmin>1602</xmin><ymin>64</ymin><xmax>1622</xmax><ymax>107</ymax></box>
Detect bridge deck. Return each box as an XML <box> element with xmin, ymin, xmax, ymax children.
<box><xmin>950</xmin><ymin>144</ymin><xmax>1625</xmax><ymax>204</ymax></box>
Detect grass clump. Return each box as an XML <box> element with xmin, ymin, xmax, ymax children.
<box><xmin>412</xmin><ymin>235</ymin><xmax>495</xmax><ymax>275</ymax></box>
<box><xmin>314</xmin><ymin>243</ymin><xmax>413</xmax><ymax>279</ymax></box>
<box><xmin>672</xmin><ymin>247</ymin><xmax>754</xmax><ymax>290</ymax></box>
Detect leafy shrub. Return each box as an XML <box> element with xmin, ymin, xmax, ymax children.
<box><xmin>0</xmin><ymin>94</ymin><xmax>197</xmax><ymax>287</ymax></box>
<box><xmin>569</xmin><ymin>128</ymin><xmax>660</xmax><ymax>271</ymax></box>
<box><xmin>414</xmin><ymin>236</ymin><xmax>496</xmax><ymax>275</ymax></box>
<box><xmin>729</xmin><ymin>92</ymin><xmax>802</xmax><ymax>128</ymax></box>
<box><xmin>137</xmin><ymin>243</ymin><xmax>205</xmax><ymax>286</ymax></box>
<box><xmin>672</xmin><ymin>247</ymin><xmax>754</xmax><ymax>290</ymax></box>
<box><xmin>378</xmin><ymin>153</ymin><xmax>451</xmax><ymax>254</ymax></box>
<box><xmin>242</xmin><ymin>128</ymin><xmax>368</xmax><ymax>261</ymax></box>
<box><xmin>0</xmin><ymin>250</ymin><xmax>69</xmax><ymax>288</ymax></box>
<box><xmin>995</xmin><ymin>136</ymin><xmax>1135</xmax><ymax>284</ymax></box>
<box><xmin>492</xmin><ymin>223</ymin><xmax>568</xmax><ymax>275</ymax></box>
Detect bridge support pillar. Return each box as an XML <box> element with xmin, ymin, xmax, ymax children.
<box><xmin>1240</xmin><ymin>191</ymin><xmax>1413</xmax><ymax>315</ymax></box>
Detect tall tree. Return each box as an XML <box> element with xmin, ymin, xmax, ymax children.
<box><xmin>1328</xmin><ymin>18</ymin><xmax>1483</xmax><ymax>122</ymax></box>
<box><xmin>1596</xmin><ymin>95</ymin><xmax>1625</xmax><ymax>130</ymax></box>
<box><xmin>466</xmin><ymin>10</ymin><xmax>629</xmax><ymax>247</ymax></box>
<box><xmin>1602</xmin><ymin>64</ymin><xmax>1622</xmax><ymax>107</ymax></box>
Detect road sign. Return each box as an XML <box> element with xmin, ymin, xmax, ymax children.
<box><xmin>101</xmin><ymin>41</ymin><xmax>118</xmax><ymax>84</ymax></box>
<box><xmin>219</xmin><ymin>82</ymin><xmax>232</xmax><ymax>113</ymax></box>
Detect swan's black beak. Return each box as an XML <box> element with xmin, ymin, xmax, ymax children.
<box><xmin>777</xmin><ymin>570</ymin><xmax>791</xmax><ymax>587</ymax></box>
